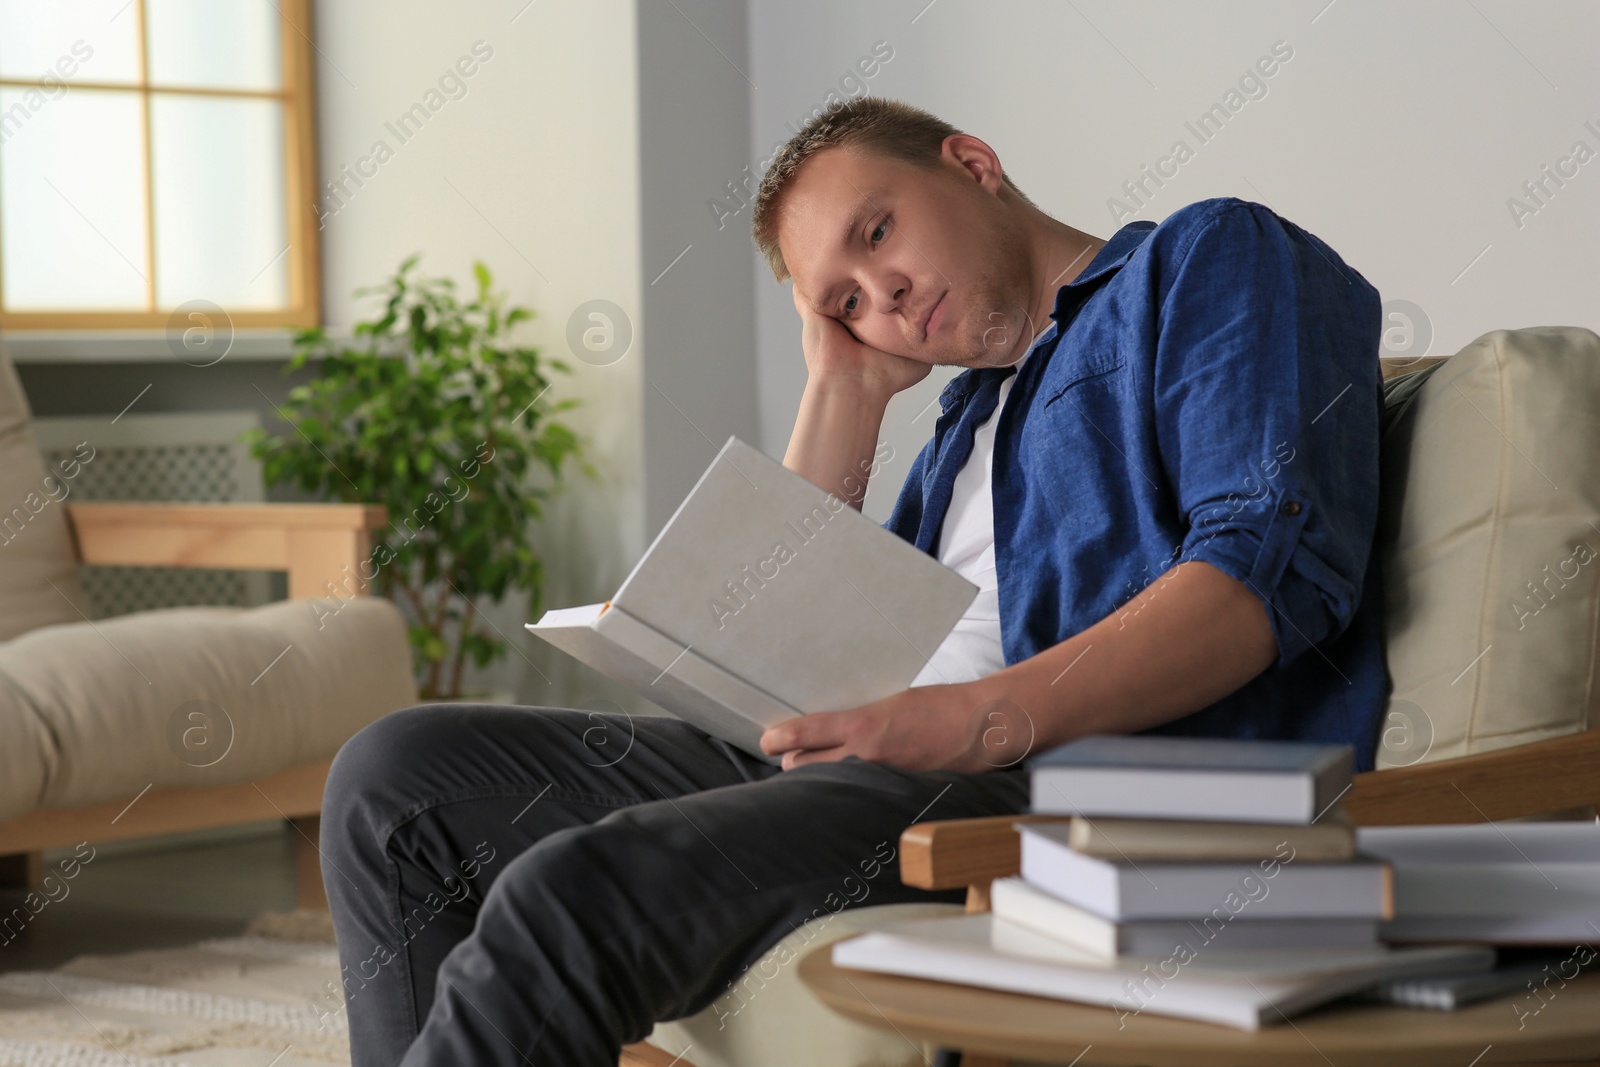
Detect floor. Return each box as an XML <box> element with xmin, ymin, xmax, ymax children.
<box><xmin>0</xmin><ymin>820</ymin><xmax>299</xmax><ymax>972</ymax></box>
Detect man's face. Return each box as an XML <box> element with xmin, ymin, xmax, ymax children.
<box><xmin>777</xmin><ymin>143</ymin><xmax>1035</xmax><ymax>369</ymax></box>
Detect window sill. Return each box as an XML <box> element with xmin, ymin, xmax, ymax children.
<box><xmin>1</xmin><ymin>329</ymin><xmax>350</xmax><ymax>365</ymax></box>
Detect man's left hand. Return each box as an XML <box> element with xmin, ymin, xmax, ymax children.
<box><xmin>757</xmin><ymin>682</ymin><xmax>1035</xmax><ymax>773</ymax></box>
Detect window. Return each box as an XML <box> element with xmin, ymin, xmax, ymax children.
<box><xmin>0</xmin><ymin>0</ymin><xmax>319</xmax><ymax>328</ymax></box>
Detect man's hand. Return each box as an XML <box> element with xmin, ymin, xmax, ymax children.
<box><xmin>758</xmin><ymin>681</ymin><xmax>1034</xmax><ymax>773</ymax></box>
<box><xmin>793</xmin><ymin>286</ymin><xmax>930</xmax><ymax>399</ymax></box>
<box><xmin>758</xmin><ymin>560</ymin><xmax>1279</xmax><ymax>776</ymax></box>
<box><xmin>783</xmin><ymin>289</ymin><xmax>929</xmax><ymax>507</ymax></box>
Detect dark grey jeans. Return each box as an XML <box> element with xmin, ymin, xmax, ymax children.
<box><xmin>319</xmin><ymin>702</ymin><xmax>1030</xmax><ymax>1066</ymax></box>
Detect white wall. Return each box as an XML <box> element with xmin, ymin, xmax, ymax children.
<box><xmin>314</xmin><ymin>0</ymin><xmax>647</xmax><ymax>708</ymax></box>
<box><xmin>747</xmin><ymin>0</ymin><xmax>1600</xmax><ymax>520</ymax></box>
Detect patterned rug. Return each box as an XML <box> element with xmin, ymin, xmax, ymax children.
<box><xmin>0</xmin><ymin>910</ymin><xmax>351</xmax><ymax>1066</ymax></box>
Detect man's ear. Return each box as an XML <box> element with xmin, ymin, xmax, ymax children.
<box><xmin>941</xmin><ymin>134</ymin><xmax>1005</xmax><ymax>193</ymax></box>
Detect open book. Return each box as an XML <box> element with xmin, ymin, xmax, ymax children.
<box><xmin>526</xmin><ymin>437</ymin><xmax>978</xmax><ymax>760</ymax></box>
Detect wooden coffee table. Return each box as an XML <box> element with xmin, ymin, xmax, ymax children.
<box><xmin>800</xmin><ymin>940</ymin><xmax>1600</xmax><ymax>1066</ymax></box>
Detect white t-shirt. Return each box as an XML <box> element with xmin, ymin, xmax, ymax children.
<box><xmin>912</xmin><ymin>322</ymin><xmax>1059</xmax><ymax>688</ymax></box>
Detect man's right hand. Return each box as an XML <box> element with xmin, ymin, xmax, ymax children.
<box><xmin>783</xmin><ymin>289</ymin><xmax>931</xmax><ymax>509</ymax></box>
<box><xmin>793</xmin><ymin>287</ymin><xmax>930</xmax><ymax>402</ymax></box>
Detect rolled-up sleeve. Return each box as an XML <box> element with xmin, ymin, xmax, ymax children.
<box><xmin>1154</xmin><ymin>201</ymin><xmax>1382</xmax><ymax>670</ymax></box>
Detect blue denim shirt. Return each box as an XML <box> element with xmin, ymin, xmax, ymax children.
<box><xmin>884</xmin><ymin>197</ymin><xmax>1389</xmax><ymax>771</ymax></box>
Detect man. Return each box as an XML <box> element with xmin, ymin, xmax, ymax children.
<box><xmin>321</xmin><ymin>97</ymin><xmax>1387</xmax><ymax>1065</ymax></box>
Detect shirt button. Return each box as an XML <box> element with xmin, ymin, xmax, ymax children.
<box><xmin>1281</xmin><ymin>500</ymin><xmax>1303</xmax><ymax>516</ymax></box>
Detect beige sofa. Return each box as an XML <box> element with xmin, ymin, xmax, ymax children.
<box><xmin>0</xmin><ymin>345</ymin><xmax>417</xmax><ymax>906</ymax></box>
<box><xmin>636</xmin><ymin>326</ymin><xmax>1600</xmax><ymax>1067</ymax></box>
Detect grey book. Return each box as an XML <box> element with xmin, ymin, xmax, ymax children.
<box><xmin>1364</xmin><ymin>961</ymin><xmax>1561</xmax><ymax>1011</ymax></box>
<box><xmin>526</xmin><ymin>437</ymin><xmax>978</xmax><ymax>761</ymax></box>
<box><xmin>1029</xmin><ymin>735</ymin><xmax>1354</xmax><ymax>824</ymax></box>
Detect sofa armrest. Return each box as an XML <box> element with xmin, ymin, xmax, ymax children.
<box><xmin>899</xmin><ymin>814</ymin><xmax>1064</xmax><ymax>892</ymax></box>
<box><xmin>1343</xmin><ymin>728</ymin><xmax>1600</xmax><ymax>825</ymax></box>
<box><xmin>899</xmin><ymin>729</ymin><xmax>1600</xmax><ymax>900</ymax></box>
<box><xmin>66</xmin><ymin>502</ymin><xmax>388</xmax><ymax>599</ymax></box>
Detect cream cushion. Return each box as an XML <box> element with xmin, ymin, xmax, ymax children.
<box><xmin>649</xmin><ymin>902</ymin><xmax>963</xmax><ymax>1067</ymax></box>
<box><xmin>1377</xmin><ymin>327</ymin><xmax>1600</xmax><ymax>767</ymax></box>
<box><xmin>0</xmin><ymin>346</ymin><xmax>91</xmax><ymax>643</ymax></box>
<box><xmin>0</xmin><ymin>597</ymin><xmax>417</xmax><ymax>821</ymax></box>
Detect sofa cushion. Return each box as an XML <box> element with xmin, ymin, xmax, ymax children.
<box><xmin>649</xmin><ymin>901</ymin><xmax>964</xmax><ymax>1067</ymax></box>
<box><xmin>0</xmin><ymin>596</ymin><xmax>417</xmax><ymax>821</ymax></box>
<box><xmin>0</xmin><ymin>345</ymin><xmax>92</xmax><ymax>643</ymax></box>
<box><xmin>1377</xmin><ymin>327</ymin><xmax>1600</xmax><ymax>767</ymax></box>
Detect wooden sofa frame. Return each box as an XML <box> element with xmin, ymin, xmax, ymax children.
<box><xmin>0</xmin><ymin>501</ymin><xmax>388</xmax><ymax>910</ymax></box>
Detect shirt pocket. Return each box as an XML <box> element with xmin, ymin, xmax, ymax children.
<box><xmin>1025</xmin><ymin>347</ymin><xmax>1135</xmax><ymax>536</ymax></box>
<box><xmin>1037</xmin><ymin>345</ymin><xmax>1131</xmax><ymax>472</ymax></box>
<box><xmin>1042</xmin><ymin>346</ymin><xmax>1127</xmax><ymax>406</ymax></box>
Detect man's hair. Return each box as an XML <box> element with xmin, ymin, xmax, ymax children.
<box><xmin>749</xmin><ymin>97</ymin><xmax>1034</xmax><ymax>283</ymax></box>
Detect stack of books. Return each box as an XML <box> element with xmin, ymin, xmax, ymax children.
<box><xmin>833</xmin><ymin>735</ymin><xmax>1494</xmax><ymax>1029</ymax></box>
<box><xmin>1359</xmin><ymin>821</ymin><xmax>1600</xmax><ymax>944</ymax></box>
<box><xmin>996</xmin><ymin>735</ymin><xmax>1384</xmax><ymax>957</ymax></box>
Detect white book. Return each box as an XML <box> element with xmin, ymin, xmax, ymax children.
<box><xmin>1357</xmin><ymin>822</ymin><xmax>1600</xmax><ymax>866</ymax></box>
<box><xmin>526</xmin><ymin>437</ymin><xmax>978</xmax><ymax>760</ymax></box>
<box><xmin>831</xmin><ymin>913</ymin><xmax>1493</xmax><ymax>1031</ymax></box>
<box><xmin>1019</xmin><ymin>823</ymin><xmax>1393</xmax><ymax>920</ymax></box>
<box><xmin>1358</xmin><ymin>823</ymin><xmax>1600</xmax><ymax>942</ymax></box>
<box><xmin>990</xmin><ymin>877</ymin><xmax>1379</xmax><ymax>958</ymax></box>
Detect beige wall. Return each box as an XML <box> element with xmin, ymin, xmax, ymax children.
<box><xmin>314</xmin><ymin>0</ymin><xmax>647</xmax><ymax>707</ymax></box>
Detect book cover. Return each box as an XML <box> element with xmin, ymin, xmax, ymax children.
<box><xmin>1032</xmin><ymin>735</ymin><xmax>1353</xmax><ymax>774</ymax></box>
<box><xmin>990</xmin><ymin>877</ymin><xmax>1379</xmax><ymax>958</ymax></box>
<box><xmin>1029</xmin><ymin>736</ymin><xmax>1353</xmax><ymax>824</ymax></box>
<box><xmin>526</xmin><ymin>437</ymin><xmax>978</xmax><ymax>758</ymax></box>
<box><xmin>1064</xmin><ymin>811</ymin><xmax>1356</xmax><ymax>862</ymax></box>
<box><xmin>1019</xmin><ymin>822</ymin><xmax>1393</xmax><ymax>920</ymax></box>
<box><xmin>1359</xmin><ymin>823</ymin><xmax>1600</xmax><ymax>942</ymax></box>
<box><xmin>831</xmin><ymin>913</ymin><xmax>1492</xmax><ymax>1031</ymax></box>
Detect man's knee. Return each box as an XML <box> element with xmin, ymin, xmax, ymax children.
<box><xmin>324</xmin><ymin>704</ymin><xmax>461</xmax><ymax>847</ymax></box>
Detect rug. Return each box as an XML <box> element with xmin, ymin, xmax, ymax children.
<box><xmin>0</xmin><ymin>907</ymin><xmax>936</xmax><ymax>1067</ymax></box>
<box><xmin>0</xmin><ymin>910</ymin><xmax>351</xmax><ymax>1066</ymax></box>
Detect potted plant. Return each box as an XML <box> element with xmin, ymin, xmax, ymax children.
<box><xmin>245</xmin><ymin>255</ymin><xmax>587</xmax><ymax>699</ymax></box>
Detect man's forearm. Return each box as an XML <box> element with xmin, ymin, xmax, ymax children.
<box><xmin>975</xmin><ymin>559</ymin><xmax>1279</xmax><ymax>756</ymax></box>
<box><xmin>783</xmin><ymin>376</ymin><xmax>893</xmax><ymax>509</ymax></box>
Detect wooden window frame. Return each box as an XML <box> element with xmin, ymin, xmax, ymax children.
<box><xmin>0</xmin><ymin>0</ymin><xmax>321</xmax><ymax>329</ymax></box>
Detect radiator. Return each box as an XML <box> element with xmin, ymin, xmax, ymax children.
<box><xmin>32</xmin><ymin>411</ymin><xmax>274</xmax><ymax>619</ymax></box>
